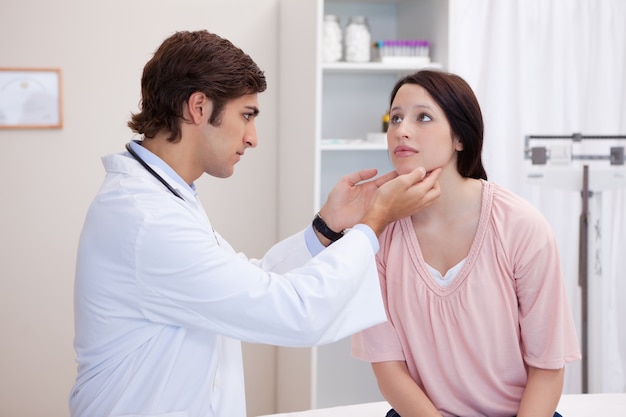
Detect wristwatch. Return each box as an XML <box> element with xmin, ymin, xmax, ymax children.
<box><xmin>312</xmin><ymin>212</ymin><xmax>344</xmax><ymax>242</ymax></box>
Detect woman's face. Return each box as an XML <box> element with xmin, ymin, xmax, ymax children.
<box><xmin>387</xmin><ymin>83</ymin><xmax>462</xmax><ymax>175</ymax></box>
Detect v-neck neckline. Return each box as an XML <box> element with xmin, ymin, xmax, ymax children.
<box><xmin>401</xmin><ymin>180</ymin><xmax>493</xmax><ymax>295</ymax></box>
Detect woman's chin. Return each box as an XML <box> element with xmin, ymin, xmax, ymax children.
<box><xmin>396</xmin><ymin>166</ymin><xmax>426</xmax><ymax>176</ymax></box>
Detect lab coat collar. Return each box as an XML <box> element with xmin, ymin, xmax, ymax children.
<box><xmin>127</xmin><ymin>139</ymin><xmax>197</xmax><ymax>198</ymax></box>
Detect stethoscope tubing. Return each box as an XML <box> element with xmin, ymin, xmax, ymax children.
<box><xmin>125</xmin><ymin>142</ymin><xmax>184</xmax><ymax>200</ymax></box>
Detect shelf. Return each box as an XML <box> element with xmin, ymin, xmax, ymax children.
<box><xmin>322</xmin><ymin>61</ymin><xmax>443</xmax><ymax>74</ymax></box>
<box><xmin>321</xmin><ymin>140</ymin><xmax>388</xmax><ymax>151</ymax></box>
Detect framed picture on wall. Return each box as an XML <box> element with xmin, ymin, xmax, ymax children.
<box><xmin>0</xmin><ymin>68</ymin><xmax>63</xmax><ymax>129</ymax></box>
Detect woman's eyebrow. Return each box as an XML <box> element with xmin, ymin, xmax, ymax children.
<box><xmin>390</xmin><ymin>103</ymin><xmax>433</xmax><ymax>112</ymax></box>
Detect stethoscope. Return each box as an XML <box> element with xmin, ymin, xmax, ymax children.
<box><xmin>125</xmin><ymin>143</ymin><xmax>184</xmax><ymax>200</ymax></box>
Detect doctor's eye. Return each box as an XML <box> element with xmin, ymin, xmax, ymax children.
<box><xmin>243</xmin><ymin>107</ymin><xmax>260</xmax><ymax>121</ymax></box>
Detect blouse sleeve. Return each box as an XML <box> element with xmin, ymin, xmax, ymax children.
<box><xmin>504</xmin><ymin>197</ymin><xmax>581</xmax><ymax>369</ymax></box>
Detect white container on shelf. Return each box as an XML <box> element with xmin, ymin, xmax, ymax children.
<box><xmin>322</xmin><ymin>15</ymin><xmax>343</xmax><ymax>62</ymax></box>
<box><xmin>344</xmin><ymin>16</ymin><xmax>371</xmax><ymax>62</ymax></box>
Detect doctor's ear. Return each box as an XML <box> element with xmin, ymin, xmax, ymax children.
<box><xmin>187</xmin><ymin>92</ymin><xmax>211</xmax><ymax>124</ymax></box>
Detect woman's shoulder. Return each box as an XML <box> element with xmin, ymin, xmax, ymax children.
<box><xmin>486</xmin><ymin>181</ymin><xmax>545</xmax><ymax>219</ymax></box>
<box><xmin>484</xmin><ymin>180</ymin><xmax>554</xmax><ymax>242</ymax></box>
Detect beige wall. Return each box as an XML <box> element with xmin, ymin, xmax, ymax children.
<box><xmin>0</xmin><ymin>1</ymin><xmax>281</xmax><ymax>416</ymax></box>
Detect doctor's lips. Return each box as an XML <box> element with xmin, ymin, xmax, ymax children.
<box><xmin>393</xmin><ymin>145</ymin><xmax>418</xmax><ymax>157</ymax></box>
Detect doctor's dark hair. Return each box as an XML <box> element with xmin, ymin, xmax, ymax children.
<box><xmin>128</xmin><ymin>30</ymin><xmax>267</xmax><ymax>142</ymax></box>
<box><xmin>389</xmin><ymin>70</ymin><xmax>488</xmax><ymax>180</ymax></box>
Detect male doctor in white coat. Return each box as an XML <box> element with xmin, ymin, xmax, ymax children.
<box><xmin>69</xmin><ymin>30</ymin><xmax>441</xmax><ymax>417</ymax></box>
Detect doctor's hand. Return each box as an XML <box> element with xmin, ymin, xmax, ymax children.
<box><xmin>319</xmin><ymin>168</ymin><xmax>399</xmax><ymax>234</ymax></box>
<box><xmin>360</xmin><ymin>167</ymin><xmax>441</xmax><ymax>236</ymax></box>
<box><xmin>319</xmin><ymin>167</ymin><xmax>440</xmax><ymax>236</ymax></box>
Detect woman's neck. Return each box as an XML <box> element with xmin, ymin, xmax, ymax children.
<box><xmin>413</xmin><ymin>174</ymin><xmax>482</xmax><ymax>222</ymax></box>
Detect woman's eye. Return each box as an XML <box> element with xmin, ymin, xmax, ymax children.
<box><xmin>390</xmin><ymin>114</ymin><xmax>403</xmax><ymax>124</ymax></box>
<box><xmin>418</xmin><ymin>113</ymin><xmax>432</xmax><ymax>122</ymax></box>
<box><xmin>243</xmin><ymin>113</ymin><xmax>252</xmax><ymax>121</ymax></box>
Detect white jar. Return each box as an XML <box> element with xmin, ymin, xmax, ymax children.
<box><xmin>322</xmin><ymin>15</ymin><xmax>343</xmax><ymax>63</ymax></box>
<box><xmin>344</xmin><ymin>16</ymin><xmax>371</xmax><ymax>62</ymax></box>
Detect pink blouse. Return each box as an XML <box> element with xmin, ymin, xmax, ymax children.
<box><xmin>352</xmin><ymin>180</ymin><xmax>581</xmax><ymax>417</ymax></box>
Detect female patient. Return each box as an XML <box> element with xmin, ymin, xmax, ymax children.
<box><xmin>352</xmin><ymin>70</ymin><xmax>581</xmax><ymax>417</ymax></box>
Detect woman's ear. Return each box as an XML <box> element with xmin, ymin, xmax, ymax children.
<box><xmin>454</xmin><ymin>137</ymin><xmax>464</xmax><ymax>151</ymax></box>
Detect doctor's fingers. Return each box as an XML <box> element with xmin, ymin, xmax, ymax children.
<box><xmin>380</xmin><ymin>166</ymin><xmax>435</xmax><ymax>193</ymax></box>
<box><xmin>372</xmin><ymin>169</ymin><xmax>400</xmax><ymax>188</ymax></box>
<box><xmin>406</xmin><ymin>167</ymin><xmax>441</xmax><ymax>203</ymax></box>
<box><xmin>414</xmin><ymin>180</ymin><xmax>441</xmax><ymax>208</ymax></box>
<box><xmin>378</xmin><ymin>167</ymin><xmax>441</xmax><ymax>206</ymax></box>
<box><xmin>341</xmin><ymin>168</ymin><xmax>379</xmax><ymax>187</ymax></box>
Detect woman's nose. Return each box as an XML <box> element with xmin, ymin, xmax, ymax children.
<box><xmin>392</xmin><ymin>120</ymin><xmax>410</xmax><ymax>139</ymax></box>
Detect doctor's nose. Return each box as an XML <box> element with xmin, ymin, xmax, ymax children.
<box><xmin>244</xmin><ymin>124</ymin><xmax>258</xmax><ymax>148</ymax></box>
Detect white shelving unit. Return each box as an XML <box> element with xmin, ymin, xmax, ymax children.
<box><xmin>277</xmin><ymin>0</ymin><xmax>449</xmax><ymax>412</ymax></box>
<box><xmin>322</xmin><ymin>61</ymin><xmax>442</xmax><ymax>73</ymax></box>
<box><xmin>320</xmin><ymin>142</ymin><xmax>387</xmax><ymax>151</ymax></box>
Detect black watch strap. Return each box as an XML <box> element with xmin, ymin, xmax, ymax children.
<box><xmin>312</xmin><ymin>212</ymin><xmax>344</xmax><ymax>242</ymax></box>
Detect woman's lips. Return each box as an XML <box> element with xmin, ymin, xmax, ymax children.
<box><xmin>393</xmin><ymin>145</ymin><xmax>418</xmax><ymax>157</ymax></box>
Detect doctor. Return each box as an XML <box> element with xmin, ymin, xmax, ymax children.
<box><xmin>69</xmin><ymin>30</ymin><xmax>441</xmax><ymax>417</ymax></box>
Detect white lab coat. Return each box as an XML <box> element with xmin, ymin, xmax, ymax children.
<box><xmin>69</xmin><ymin>152</ymin><xmax>386</xmax><ymax>417</ymax></box>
